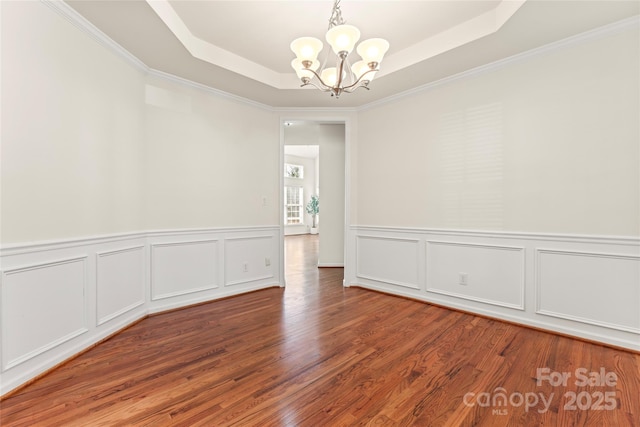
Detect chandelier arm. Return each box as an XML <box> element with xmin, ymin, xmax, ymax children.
<box><xmin>343</xmin><ymin>85</ymin><xmax>370</xmax><ymax>94</ymax></box>
<box><xmin>300</xmin><ymin>80</ymin><xmax>333</xmax><ymax>92</ymax></box>
<box><xmin>341</xmin><ymin>67</ymin><xmax>378</xmax><ymax>91</ymax></box>
<box><xmin>300</xmin><ymin>67</ymin><xmax>334</xmax><ymax>90</ymax></box>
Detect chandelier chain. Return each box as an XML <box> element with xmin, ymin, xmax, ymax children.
<box><xmin>328</xmin><ymin>0</ymin><xmax>345</xmax><ymax>29</ymax></box>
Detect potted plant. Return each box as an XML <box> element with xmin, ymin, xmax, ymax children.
<box><xmin>306</xmin><ymin>195</ymin><xmax>319</xmax><ymax>234</ymax></box>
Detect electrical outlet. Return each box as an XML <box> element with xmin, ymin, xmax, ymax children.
<box><xmin>265</xmin><ymin>257</ymin><xmax>271</xmax><ymax>267</ymax></box>
<box><xmin>243</xmin><ymin>262</ymin><xmax>249</xmax><ymax>272</ymax></box>
<box><xmin>459</xmin><ymin>272</ymin><xmax>468</xmax><ymax>285</ymax></box>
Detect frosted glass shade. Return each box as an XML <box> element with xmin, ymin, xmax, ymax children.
<box><xmin>357</xmin><ymin>38</ymin><xmax>389</xmax><ymax>64</ymax></box>
<box><xmin>351</xmin><ymin>60</ymin><xmax>377</xmax><ymax>82</ymax></box>
<box><xmin>326</xmin><ymin>24</ymin><xmax>360</xmax><ymax>55</ymax></box>
<box><xmin>291</xmin><ymin>59</ymin><xmax>319</xmax><ymax>80</ymax></box>
<box><xmin>290</xmin><ymin>37</ymin><xmax>323</xmax><ymax>61</ymax></box>
<box><xmin>320</xmin><ymin>67</ymin><xmax>339</xmax><ymax>87</ymax></box>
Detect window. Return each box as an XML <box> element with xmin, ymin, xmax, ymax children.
<box><xmin>285</xmin><ymin>163</ymin><xmax>304</xmax><ymax>179</ymax></box>
<box><xmin>285</xmin><ymin>186</ymin><xmax>304</xmax><ymax>224</ymax></box>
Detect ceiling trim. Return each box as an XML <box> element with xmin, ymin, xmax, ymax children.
<box><xmin>42</xmin><ymin>0</ymin><xmax>147</xmax><ymax>73</ymax></box>
<box><xmin>359</xmin><ymin>14</ymin><xmax>640</xmax><ymax>112</ymax></box>
<box><xmin>43</xmin><ymin>0</ymin><xmax>276</xmax><ymax>111</ymax></box>
<box><xmin>145</xmin><ymin>0</ymin><xmax>295</xmax><ymax>89</ymax></box>
<box><xmin>146</xmin><ymin>0</ymin><xmax>526</xmax><ymax>90</ymax></box>
<box><xmin>380</xmin><ymin>0</ymin><xmax>526</xmax><ymax>78</ymax></box>
<box><xmin>38</xmin><ymin>1</ymin><xmax>640</xmax><ymax>114</ymax></box>
<box><xmin>147</xmin><ymin>69</ymin><xmax>275</xmax><ymax>111</ymax></box>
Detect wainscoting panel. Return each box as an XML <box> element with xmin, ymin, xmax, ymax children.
<box><xmin>96</xmin><ymin>246</ymin><xmax>145</xmax><ymax>325</ymax></box>
<box><xmin>0</xmin><ymin>226</ymin><xmax>280</xmax><ymax>395</ymax></box>
<box><xmin>348</xmin><ymin>226</ymin><xmax>640</xmax><ymax>351</ymax></box>
<box><xmin>151</xmin><ymin>240</ymin><xmax>219</xmax><ymax>300</ymax></box>
<box><xmin>224</xmin><ymin>235</ymin><xmax>276</xmax><ymax>287</ymax></box>
<box><xmin>536</xmin><ymin>249</ymin><xmax>640</xmax><ymax>334</ymax></box>
<box><xmin>1</xmin><ymin>257</ymin><xmax>87</xmax><ymax>371</ymax></box>
<box><xmin>426</xmin><ymin>241</ymin><xmax>525</xmax><ymax>309</ymax></box>
<box><xmin>356</xmin><ymin>235</ymin><xmax>420</xmax><ymax>290</ymax></box>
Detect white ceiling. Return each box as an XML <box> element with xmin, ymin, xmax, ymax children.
<box><xmin>65</xmin><ymin>0</ymin><xmax>639</xmax><ymax>108</ymax></box>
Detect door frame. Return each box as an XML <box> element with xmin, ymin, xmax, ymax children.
<box><xmin>279</xmin><ymin>114</ymin><xmax>353</xmax><ymax>287</ymax></box>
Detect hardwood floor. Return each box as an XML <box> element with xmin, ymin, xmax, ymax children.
<box><xmin>1</xmin><ymin>234</ymin><xmax>639</xmax><ymax>426</ymax></box>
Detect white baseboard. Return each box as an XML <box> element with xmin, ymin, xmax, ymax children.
<box><xmin>347</xmin><ymin>226</ymin><xmax>640</xmax><ymax>351</ymax></box>
<box><xmin>0</xmin><ymin>226</ymin><xmax>281</xmax><ymax>396</ymax></box>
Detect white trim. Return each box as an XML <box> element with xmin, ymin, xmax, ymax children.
<box><xmin>41</xmin><ymin>0</ymin><xmax>147</xmax><ymax>73</ymax></box>
<box><xmin>223</xmin><ymin>235</ymin><xmax>274</xmax><ymax>242</ymax></box>
<box><xmin>0</xmin><ymin>226</ymin><xmax>280</xmax><ymax>255</ymax></box>
<box><xmin>1</xmin><ymin>256</ymin><xmax>89</xmax><ymax>371</ymax></box>
<box><xmin>356</xmin><ymin>235</ymin><xmax>421</xmax><ymax>290</ymax></box>
<box><xmin>359</xmin><ymin>15</ymin><xmax>640</xmax><ymax>112</ymax></box>
<box><xmin>349</xmin><ymin>226</ymin><xmax>639</xmax><ymax>350</ymax></box>
<box><xmin>425</xmin><ymin>240</ymin><xmax>526</xmax><ymax>310</ymax></box>
<box><xmin>0</xmin><ymin>227</ymin><xmax>282</xmax><ymax>395</ymax></box>
<box><xmin>535</xmin><ymin>248</ymin><xmax>640</xmax><ymax>334</ymax></box>
<box><xmin>352</xmin><ymin>225</ymin><xmax>639</xmax><ymax>246</ymax></box>
<box><xmin>96</xmin><ymin>245</ymin><xmax>145</xmax><ymax>258</ymax></box>
<box><xmin>352</xmin><ymin>282</ymin><xmax>640</xmax><ymax>352</ymax></box>
<box><xmin>223</xmin><ymin>235</ymin><xmax>275</xmax><ymax>287</ymax></box>
<box><xmin>317</xmin><ymin>263</ymin><xmax>345</xmax><ymax>268</ymax></box>
<box><xmin>41</xmin><ymin>0</ymin><xmax>639</xmax><ymax>111</ymax></box>
<box><xmin>96</xmin><ymin>301</ymin><xmax>145</xmax><ymax>327</ymax></box>
<box><xmin>3</xmin><ymin>328</ymin><xmax>88</xmax><ymax>371</ymax></box>
<box><xmin>425</xmin><ymin>288</ymin><xmax>524</xmax><ymax>311</ymax></box>
<box><xmin>1</xmin><ymin>256</ymin><xmax>89</xmax><ymax>275</ymax></box>
<box><xmin>95</xmin><ymin>246</ymin><xmax>146</xmax><ymax>326</ymax></box>
<box><xmin>280</xmin><ymin>115</ymin><xmax>353</xmax><ymax>289</ymax></box>
<box><xmin>224</xmin><ymin>275</ymin><xmax>275</xmax><ymax>288</ymax></box>
<box><xmin>150</xmin><ymin>240</ymin><xmax>220</xmax><ymax>301</ymax></box>
<box><xmin>147</xmin><ymin>68</ymin><xmax>273</xmax><ymax>111</ymax></box>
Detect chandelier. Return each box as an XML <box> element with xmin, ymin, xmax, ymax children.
<box><xmin>290</xmin><ymin>0</ymin><xmax>389</xmax><ymax>98</ymax></box>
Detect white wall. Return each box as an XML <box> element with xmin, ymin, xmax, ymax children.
<box><xmin>1</xmin><ymin>1</ymin><xmax>146</xmax><ymax>244</ymax></box>
<box><xmin>144</xmin><ymin>77</ymin><xmax>279</xmax><ymax>230</ymax></box>
<box><xmin>0</xmin><ymin>1</ymin><xmax>281</xmax><ymax>395</ymax></box>
<box><xmin>318</xmin><ymin>124</ymin><xmax>346</xmax><ymax>266</ymax></box>
<box><xmin>349</xmin><ymin>21</ymin><xmax>640</xmax><ymax>350</ymax></box>
<box><xmin>356</xmin><ymin>25</ymin><xmax>639</xmax><ymax>237</ymax></box>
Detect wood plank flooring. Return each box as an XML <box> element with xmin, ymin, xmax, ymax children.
<box><xmin>1</xmin><ymin>234</ymin><xmax>639</xmax><ymax>426</ymax></box>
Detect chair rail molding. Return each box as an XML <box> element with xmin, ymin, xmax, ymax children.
<box><xmin>348</xmin><ymin>225</ymin><xmax>640</xmax><ymax>352</ymax></box>
<box><xmin>0</xmin><ymin>226</ymin><xmax>281</xmax><ymax>396</ymax></box>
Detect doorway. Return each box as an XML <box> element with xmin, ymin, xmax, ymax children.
<box><xmin>281</xmin><ymin>120</ymin><xmax>347</xmax><ymax>287</ymax></box>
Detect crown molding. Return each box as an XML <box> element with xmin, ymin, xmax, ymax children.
<box><xmin>146</xmin><ymin>68</ymin><xmax>274</xmax><ymax>111</ymax></box>
<box><xmin>359</xmin><ymin>15</ymin><xmax>640</xmax><ymax>112</ymax></box>
<box><xmin>41</xmin><ymin>0</ymin><xmax>147</xmax><ymax>73</ymax></box>
<box><xmin>38</xmin><ymin>1</ymin><xmax>640</xmax><ymax>113</ymax></box>
<box><xmin>41</xmin><ymin>0</ymin><xmax>275</xmax><ymax>111</ymax></box>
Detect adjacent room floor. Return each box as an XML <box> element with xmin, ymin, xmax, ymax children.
<box><xmin>1</xmin><ymin>234</ymin><xmax>638</xmax><ymax>426</ymax></box>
